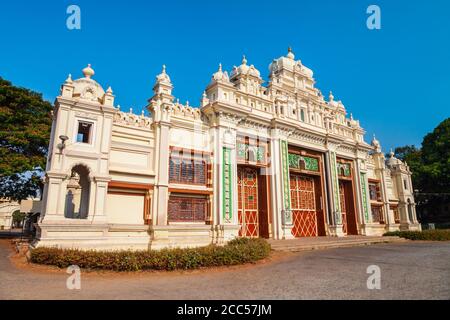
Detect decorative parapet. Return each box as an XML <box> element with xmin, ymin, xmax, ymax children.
<box><xmin>113</xmin><ymin>110</ymin><xmax>152</xmax><ymax>129</ymax></box>
<box><xmin>172</xmin><ymin>102</ymin><xmax>202</xmax><ymax>120</ymax></box>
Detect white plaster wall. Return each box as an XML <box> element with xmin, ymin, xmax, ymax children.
<box><xmin>169</xmin><ymin>127</ymin><xmax>209</xmax><ymax>150</ymax></box>
<box><xmin>106</xmin><ymin>193</ymin><xmax>144</xmax><ymax>225</ymax></box>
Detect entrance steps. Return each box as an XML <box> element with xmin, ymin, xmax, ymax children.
<box><xmin>268</xmin><ymin>236</ymin><xmax>406</xmax><ymax>252</ymax></box>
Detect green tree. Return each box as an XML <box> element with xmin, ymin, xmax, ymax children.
<box><xmin>393</xmin><ymin>118</ymin><xmax>450</xmax><ymax>223</ymax></box>
<box><xmin>421</xmin><ymin>118</ymin><xmax>450</xmax><ymax>193</ymax></box>
<box><xmin>0</xmin><ymin>77</ymin><xmax>52</xmax><ymax>201</ymax></box>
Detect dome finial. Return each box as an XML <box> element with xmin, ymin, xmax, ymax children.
<box><xmin>287</xmin><ymin>47</ymin><xmax>295</xmax><ymax>59</ymax></box>
<box><xmin>389</xmin><ymin>148</ymin><xmax>395</xmax><ymax>158</ymax></box>
<box><xmin>162</xmin><ymin>64</ymin><xmax>166</xmax><ymax>74</ymax></box>
<box><xmin>218</xmin><ymin>63</ymin><xmax>222</xmax><ymax>72</ymax></box>
<box><xmin>82</xmin><ymin>64</ymin><xmax>95</xmax><ymax>79</ymax></box>
<box><xmin>242</xmin><ymin>55</ymin><xmax>247</xmax><ymax>65</ymax></box>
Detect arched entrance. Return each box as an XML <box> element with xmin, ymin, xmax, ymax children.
<box><xmin>65</xmin><ymin>165</ymin><xmax>90</xmax><ymax>219</ymax></box>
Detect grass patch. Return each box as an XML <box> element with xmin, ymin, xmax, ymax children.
<box><xmin>384</xmin><ymin>230</ymin><xmax>450</xmax><ymax>241</ymax></box>
<box><xmin>30</xmin><ymin>238</ymin><xmax>271</xmax><ymax>271</ymax></box>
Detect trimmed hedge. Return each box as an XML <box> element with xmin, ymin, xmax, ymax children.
<box><xmin>30</xmin><ymin>238</ymin><xmax>271</xmax><ymax>271</ymax></box>
<box><xmin>384</xmin><ymin>230</ymin><xmax>450</xmax><ymax>241</ymax></box>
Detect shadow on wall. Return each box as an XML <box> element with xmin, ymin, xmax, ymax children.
<box><xmin>64</xmin><ymin>164</ymin><xmax>90</xmax><ymax>219</ymax></box>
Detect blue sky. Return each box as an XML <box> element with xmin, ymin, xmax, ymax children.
<box><xmin>0</xmin><ymin>0</ymin><xmax>449</xmax><ymax>152</ymax></box>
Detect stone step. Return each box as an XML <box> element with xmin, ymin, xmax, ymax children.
<box><xmin>269</xmin><ymin>236</ymin><xmax>406</xmax><ymax>252</ymax></box>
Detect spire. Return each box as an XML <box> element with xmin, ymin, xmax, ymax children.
<box><xmin>106</xmin><ymin>86</ymin><xmax>113</xmax><ymax>94</ymax></box>
<box><xmin>201</xmin><ymin>90</ymin><xmax>209</xmax><ymax>107</ymax></box>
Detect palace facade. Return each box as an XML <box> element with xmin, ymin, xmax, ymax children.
<box><xmin>34</xmin><ymin>49</ymin><xmax>420</xmax><ymax>250</ymax></box>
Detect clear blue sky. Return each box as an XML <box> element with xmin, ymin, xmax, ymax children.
<box><xmin>1</xmin><ymin>0</ymin><xmax>449</xmax><ymax>152</ymax></box>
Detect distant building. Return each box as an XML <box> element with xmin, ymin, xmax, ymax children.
<box><xmin>0</xmin><ymin>198</ymin><xmax>41</xmax><ymax>230</ymax></box>
<box><xmin>34</xmin><ymin>49</ymin><xmax>420</xmax><ymax>250</ymax></box>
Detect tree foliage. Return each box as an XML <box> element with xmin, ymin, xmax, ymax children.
<box><xmin>393</xmin><ymin>118</ymin><xmax>450</xmax><ymax>222</ymax></box>
<box><xmin>0</xmin><ymin>77</ymin><xmax>52</xmax><ymax>201</ymax></box>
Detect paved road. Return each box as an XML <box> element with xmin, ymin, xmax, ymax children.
<box><xmin>0</xmin><ymin>240</ymin><xmax>449</xmax><ymax>299</ymax></box>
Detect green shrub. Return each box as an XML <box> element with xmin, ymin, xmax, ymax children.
<box><xmin>12</xmin><ymin>211</ymin><xmax>25</xmax><ymax>223</ymax></box>
<box><xmin>30</xmin><ymin>238</ymin><xmax>271</xmax><ymax>271</ymax></box>
<box><xmin>384</xmin><ymin>229</ymin><xmax>450</xmax><ymax>241</ymax></box>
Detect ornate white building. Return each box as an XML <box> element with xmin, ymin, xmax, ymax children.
<box><xmin>34</xmin><ymin>49</ymin><xmax>420</xmax><ymax>250</ymax></box>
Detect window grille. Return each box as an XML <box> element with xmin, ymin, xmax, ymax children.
<box><xmin>168</xmin><ymin>195</ymin><xmax>207</xmax><ymax>222</ymax></box>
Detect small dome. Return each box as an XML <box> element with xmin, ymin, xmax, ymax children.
<box><xmin>230</xmin><ymin>55</ymin><xmax>261</xmax><ymax>79</ymax></box>
<box><xmin>211</xmin><ymin>63</ymin><xmax>230</xmax><ymax>82</ymax></box>
<box><xmin>387</xmin><ymin>149</ymin><xmax>402</xmax><ymax>166</ymax></box>
<box><xmin>269</xmin><ymin>48</ymin><xmax>314</xmax><ymax>78</ymax></box>
<box><xmin>156</xmin><ymin>65</ymin><xmax>171</xmax><ymax>84</ymax></box>
<box><xmin>82</xmin><ymin>64</ymin><xmax>95</xmax><ymax>78</ymax></box>
<box><xmin>371</xmin><ymin>134</ymin><xmax>381</xmax><ymax>152</ymax></box>
<box><xmin>287</xmin><ymin>47</ymin><xmax>295</xmax><ymax>60</ymax></box>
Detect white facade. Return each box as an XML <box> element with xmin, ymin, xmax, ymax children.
<box><xmin>34</xmin><ymin>50</ymin><xmax>420</xmax><ymax>250</ymax></box>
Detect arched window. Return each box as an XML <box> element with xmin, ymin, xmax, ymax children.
<box><xmin>65</xmin><ymin>165</ymin><xmax>90</xmax><ymax>219</ymax></box>
<box><xmin>300</xmin><ymin>109</ymin><xmax>305</xmax><ymax>122</ymax></box>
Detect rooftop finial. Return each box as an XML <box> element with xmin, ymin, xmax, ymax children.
<box><xmin>162</xmin><ymin>64</ymin><xmax>166</xmax><ymax>73</ymax></box>
<box><xmin>218</xmin><ymin>63</ymin><xmax>222</xmax><ymax>72</ymax></box>
<box><xmin>287</xmin><ymin>46</ymin><xmax>295</xmax><ymax>59</ymax></box>
<box><xmin>65</xmin><ymin>74</ymin><xmax>73</xmax><ymax>84</ymax></box>
<box><xmin>329</xmin><ymin>91</ymin><xmax>334</xmax><ymax>102</ymax></box>
<box><xmin>242</xmin><ymin>55</ymin><xmax>247</xmax><ymax>65</ymax></box>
